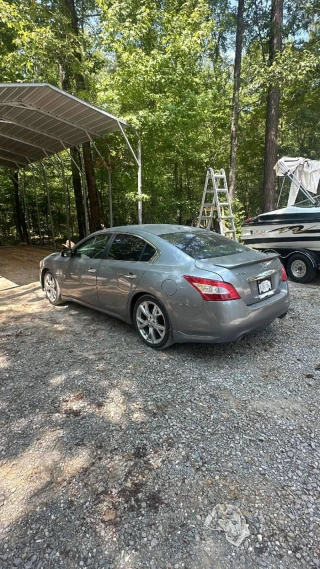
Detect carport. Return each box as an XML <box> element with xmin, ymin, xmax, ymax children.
<box><xmin>0</xmin><ymin>83</ymin><xmax>142</xmax><ymax>245</ymax></box>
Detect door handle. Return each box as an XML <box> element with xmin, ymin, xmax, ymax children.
<box><xmin>86</xmin><ymin>268</ymin><xmax>97</xmax><ymax>273</ymax></box>
<box><xmin>123</xmin><ymin>273</ymin><xmax>137</xmax><ymax>279</ymax></box>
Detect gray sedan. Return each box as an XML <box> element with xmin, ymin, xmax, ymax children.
<box><xmin>40</xmin><ymin>224</ymin><xmax>290</xmax><ymax>349</ymax></box>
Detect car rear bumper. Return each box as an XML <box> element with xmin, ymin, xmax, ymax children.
<box><xmin>170</xmin><ymin>284</ymin><xmax>290</xmax><ymax>343</ymax></box>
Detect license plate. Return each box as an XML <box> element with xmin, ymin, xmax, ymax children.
<box><xmin>258</xmin><ymin>277</ymin><xmax>272</xmax><ymax>295</ymax></box>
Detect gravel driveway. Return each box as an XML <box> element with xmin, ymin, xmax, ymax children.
<box><xmin>0</xmin><ymin>247</ymin><xmax>319</xmax><ymax>569</ymax></box>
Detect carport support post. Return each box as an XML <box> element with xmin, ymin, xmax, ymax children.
<box><xmin>41</xmin><ymin>162</ymin><xmax>56</xmax><ymax>250</ymax></box>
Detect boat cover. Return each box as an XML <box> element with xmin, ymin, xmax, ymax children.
<box><xmin>274</xmin><ymin>157</ymin><xmax>320</xmax><ymax>205</ymax></box>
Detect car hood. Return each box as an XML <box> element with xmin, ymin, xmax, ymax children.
<box><xmin>41</xmin><ymin>252</ymin><xmax>61</xmax><ymax>264</ymax></box>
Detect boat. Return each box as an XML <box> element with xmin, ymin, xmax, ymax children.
<box><xmin>241</xmin><ymin>157</ymin><xmax>320</xmax><ymax>282</ymax></box>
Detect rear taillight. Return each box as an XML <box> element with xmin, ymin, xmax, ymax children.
<box><xmin>183</xmin><ymin>275</ymin><xmax>241</xmax><ymax>301</ymax></box>
<box><xmin>281</xmin><ymin>265</ymin><xmax>287</xmax><ymax>281</ymax></box>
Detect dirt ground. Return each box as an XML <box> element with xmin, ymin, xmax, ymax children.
<box><xmin>0</xmin><ymin>246</ymin><xmax>55</xmax><ymax>288</ymax></box>
<box><xmin>0</xmin><ymin>246</ymin><xmax>320</xmax><ymax>569</ymax></box>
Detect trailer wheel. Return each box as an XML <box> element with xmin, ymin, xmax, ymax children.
<box><xmin>286</xmin><ymin>254</ymin><xmax>317</xmax><ymax>283</ymax></box>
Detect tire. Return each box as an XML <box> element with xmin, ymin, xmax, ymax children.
<box><xmin>286</xmin><ymin>254</ymin><xmax>317</xmax><ymax>283</ymax></box>
<box><xmin>43</xmin><ymin>271</ymin><xmax>63</xmax><ymax>305</ymax></box>
<box><xmin>133</xmin><ymin>295</ymin><xmax>174</xmax><ymax>349</ymax></box>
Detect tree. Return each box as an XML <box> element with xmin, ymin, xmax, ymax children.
<box><xmin>262</xmin><ymin>0</ymin><xmax>283</xmax><ymax>212</ymax></box>
<box><xmin>96</xmin><ymin>0</ymin><xmax>231</xmax><ymax>223</ymax></box>
<box><xmin>13</xmin><ymin>172</ymin><xmax>29</xmax><ymax>244</ymax></box>
<box><xmin>61</xmin><ymin>0</ymin><xmax>103</xmax><ymax>232</ymax></box>
<box><xmin>0</xmin><ymin>0</ymin><xmax>319</xmax><ymax>242</ymax></box>
<box><xmin>229</xmin><ymin>0</ymin><xmax>244</xmax><ymax>201</ymax></box>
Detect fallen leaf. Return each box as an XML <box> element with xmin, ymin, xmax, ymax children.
<box><xmin>103</xmin><ymin>509</ymin><xmax>117</xmax><ymax>522</ymax></box>
<box><xmin>73</xmin><ymin>392</ymin><xmax>84</xmax><ymax>401</ymax></box>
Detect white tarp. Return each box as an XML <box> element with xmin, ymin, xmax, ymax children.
<box><xmin>274</xmin><ymin>157</ymin><xmax>320</xmax><ymax>206</ymax></box>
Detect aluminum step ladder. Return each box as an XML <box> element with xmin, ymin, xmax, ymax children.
<box><xmin>196</xmin><ymin>167</ymin><xmax>237</xmax><ymax>241</ymax></box>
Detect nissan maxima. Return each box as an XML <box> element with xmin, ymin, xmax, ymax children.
<box><xmin>40</xmin><ymin>225</ymin><xmax>290</xmax><ymax>349</ymax></box>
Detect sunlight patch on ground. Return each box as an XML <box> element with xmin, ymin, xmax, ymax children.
<box><xmin>0</xmin><ymin>276</ymin><xmax>19</xmax><ymax>291</ymax></box>
<box><xmin>0</xmin><ymin>429</ymin><xmax>92</xmax><ymax>527</ymax></box>
<box><xmin>104</xmin><ymin>388</ymin><xmax>127</xmax><ymax>423</ymax></box>
<box><xmin>0</xmin><ymin>352</ymin><xmax>9</xmax><ymax>370</ymax></box>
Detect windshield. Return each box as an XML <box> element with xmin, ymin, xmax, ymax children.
<box><xmin>293</xmin><ymin>194</ymin><xmax>320</xmax><ymax>208</ymax></box>
<box><xmin>160</xmin><ymin>231</ymin><xmax>248</xmax><ymax>260</ymax></box>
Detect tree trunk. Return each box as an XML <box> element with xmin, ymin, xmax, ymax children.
<box><xmin>13</xmin><ymin>171</ymin><xmax>29</xmax><ymax>244</ymax></box>
<box><xmin>263</xmin><ymin>85</ymin><xmax>281</xmax><ymax>212</ymax></box>
<box><xmin>262</xmin><ymin>0</ymin><xmax>283</xmax><ymax>212</ymax></box>
<box><xmin>70</xmin><ymin>146</ymin><xmax>86</xmax><ymax>239</ymax></box>
<box><xmin>229</xmin><ymin>0</ymin><xmax>244</xmax><ymax>201</ymax></box>
<box><xmin>82</xmin><ymin>141</ymin><xmax>103</xmax><ymax>232</ymax></box>
<box><xmin>62</xmin><ymin>0</ymin><xmax>100</xmax><ymax>231</ymax></box>
<box><xmin>62</xmin><ymin>67</ymin><xmax>86</xmax><ymax>239</ymax></box>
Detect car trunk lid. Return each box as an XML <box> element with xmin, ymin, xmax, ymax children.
<box><xmin>195</xmin><ymin>252</ymin><xmax>282</xmax><ymax>306</ymax></box>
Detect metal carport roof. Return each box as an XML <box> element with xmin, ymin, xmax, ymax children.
<box><xmin>0</xmin><ymin>83</ymin><xmax>142</xmax><ymax>223</ymax></box>
<box><xmin>0</xmin><ymin>83</ymin><xmax>130</xmax><ymax>167</ymax></box>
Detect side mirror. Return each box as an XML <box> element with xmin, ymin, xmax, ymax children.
<box><xmin>61</xmin><ymin>248</ymin><xmax>72</xmax><ymax>257</ymax></box>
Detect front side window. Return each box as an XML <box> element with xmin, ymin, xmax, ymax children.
<box><xmin>75</xmin><ymin>234</ymin><xmax>112</xmax><ymax>259</ymax></box>
<box><xmin>107</xmin><ymin>234</ymin><xmax>156</xmax><ymax>262</ymax></box>
<box><xmin>160</xmin><ymin>231</ymin><xmax>248</xmax><ymax>260</ymax></box>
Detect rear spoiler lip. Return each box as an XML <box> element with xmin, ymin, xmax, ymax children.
<box><xmin>196</xmin><ymin>253</ymin><xmax>280</xmax><ymax>270</ymax></box>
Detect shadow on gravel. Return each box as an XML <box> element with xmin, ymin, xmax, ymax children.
<box><xmin>0</xmin><ymin>283</ymin><xmax>319</xmax><ymax>569</ymax></box>
<box><xmin>0</xmin><ymin>287</ymin><xmax>39</xmax><ymax>302</ymax></box>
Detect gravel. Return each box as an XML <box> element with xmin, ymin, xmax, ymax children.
<box><xmin>0</xmin><ymin>267</ymin><xmax>319</xmax><ymax>569</ymax></box>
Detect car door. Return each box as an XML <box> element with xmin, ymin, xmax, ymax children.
<box><xmin>97</xmin><ymin>233</ymin><xmax>157</xmax><ymax>316</ymax></box>
<box><xmin>61</xmin><ymin>233</ymin><xmax>112</xmax><ymax>305</ymax></box>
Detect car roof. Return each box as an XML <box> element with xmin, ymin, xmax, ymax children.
<box><xmin>99</xmin><ymin>224</ymin><xmax>203</xmax><ymax>236</ymax></box>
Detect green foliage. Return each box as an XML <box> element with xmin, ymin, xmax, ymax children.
<box><xmin>0</xmin><ymin>0</ymin><xmax>320</xmax><ymax>239</ymax></box>
<box><xmin>231</xmin><ymin>197</ymin><xmax>246</xmax><ymax>239</ymax></box>
<box><xmin>96</xmin><ymin>0</ymin><xmax>232</xmax><ymax>224</ymax></box>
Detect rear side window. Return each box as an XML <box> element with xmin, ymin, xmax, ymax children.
<box><xmin>160</xmin><ymin>231</ymin><xmax>248</xmax><ymax>259</ymax></box>
<box><xmin>107</xmin><ymin>234</ymin><xmax>156</xmax><ymax>262</ymax></box>
<box><xmin>140</xmin><ymin>242</ymin><xmax>156</xmax><ymax>262</ymax></box>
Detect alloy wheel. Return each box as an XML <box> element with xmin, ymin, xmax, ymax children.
<box><xmin>44</xmin><ymin>272</ymin><xmax>57</xmax><ymax>303</ymax></box>
<box><xmin>136</xmin><ymin>300</ymin><xmax>167</xmax><ymax>345</ymax></box>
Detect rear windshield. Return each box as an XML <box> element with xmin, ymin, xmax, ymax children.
<box><xmin>160</xmin><ymin>231</ymin><xmax>248</xmax><ymax>260</ymax></box>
